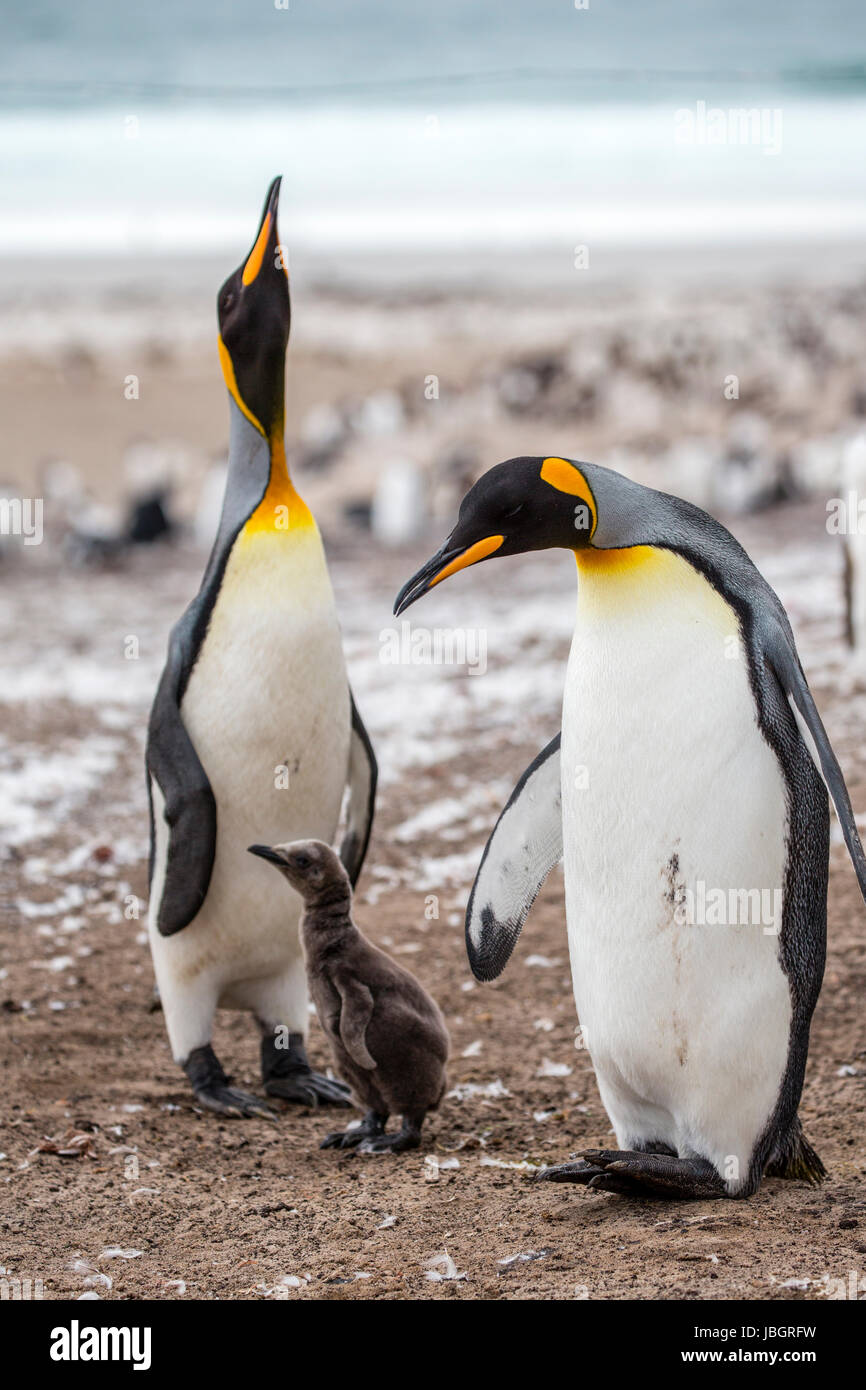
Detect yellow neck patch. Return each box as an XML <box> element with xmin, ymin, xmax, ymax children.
<box><xmin>241</xmin><ymin>437</ymin><xmax>315</xmax><ymax>539</ymax></box>
<box><xmin>574</xmin><ymin>544</ymin><xmax>735</xmax><ymax>636</ymax></box>
<box><xmin>575</xmin><ymin>545</ymin><xmax>673</xmax><ymax>621</ymax></box>
<box><xmin>540</xmin><ymin>457</ymin><xmax>597</xmax><ymax>538</ymax></box>
<box><xmin>575</xmin><ymin>544</ymin><xmax>657</xmax><ymax>576</ymax></box>
<box><xmin>242</xmin><ymin>211</ymin><xmax>271</xmax><ymax>286</ymax></box>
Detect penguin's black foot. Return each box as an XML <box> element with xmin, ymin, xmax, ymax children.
<box><xmin>539</xmin><ymin>1149</ymin><xmax>726</xmax><ymax>1199</ymax></box>
<box><xmin>535</xmin><ymin>1159</ymin><xmax>603</xmax><ymax>1184</ymax></box>
<box><xmin>266</xmin><ymin>1071</ymin><xmax>352</xmax><ymax>1107</ymax></box>
<box><xmin>321</xmin><ymin>1110</ymin><xmax>387</xmax><ymax>1150</ymax></box>
<box><xmin>183</xmin><ymin>1044</ymin><xmax>276</xmax><ymax>1121</ymax></box>
<box><xmin>359</xmin><ymin>1131</ymin><xmax>421</xmax><ymax>1154</ymax></box>
<box><xmin>195</xmin><ymin>1084</ymin><xmax>277</xmax><ymax>1120</ymax></box>
<box><xmin>261</xmin><ymin>1030</ymin><xmax>351</xmax><ymax>1108</ymax></box>
<box><xmin>358</xmin><ymin>1113</ymin><xmax>424</xmax><ymax>1154</ymax></box>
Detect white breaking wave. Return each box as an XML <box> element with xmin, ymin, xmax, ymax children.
<box><xmin>3</xmin><ymin>97</ymin><xmax>866</xmax><ymax>256</ymax></box>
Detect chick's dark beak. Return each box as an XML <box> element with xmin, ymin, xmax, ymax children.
<box><xmin>247</xmin><ymin>843</ymin><xmax>286</xmax><ymax>867</ymax></box>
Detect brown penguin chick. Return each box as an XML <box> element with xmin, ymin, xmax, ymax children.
<box><xmin>247</xmin><ymin>839</ymin><xmax>449</xmax><ymax>1152</ymax></box>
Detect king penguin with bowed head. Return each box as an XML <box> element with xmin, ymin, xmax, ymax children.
<box><xmin>395</xmin><ymin>454</ymin><xmax>866</xmax><ymax>1197</ymax></box>
<box><xmin>146</xmin><ymin>178</ymin><xmax>377</xmax><ymax>1118</ymax></box>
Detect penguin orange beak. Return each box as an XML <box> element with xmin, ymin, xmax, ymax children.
<box><xmin>394</xmin><ymin>535</ymin><xmax>504</xmax><ymax>615</ymax></box>
<box><xmin>242</xmin><ymin>176</ymin><xmax>283</xmax><ymax>286</ymax></box>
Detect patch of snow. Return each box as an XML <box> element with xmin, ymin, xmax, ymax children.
<box><xmin>446</xmin><ymin>1079</ymin><xmax>509</xmax><ymax>1102</ymax></box>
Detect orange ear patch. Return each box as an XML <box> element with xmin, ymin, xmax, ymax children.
<box><xmin>540</xmin><ymin>457</ymin><xmax>597</xmax><ymax>537</ymax></box>
<box><xmin>242</xmin><ymin>211</ymin><xmax>271</xmax><ymax>286</ymax></box>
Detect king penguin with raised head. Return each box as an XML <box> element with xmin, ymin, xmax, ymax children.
<box><xmin>146</xmin><ymin>178</ymin><xmax>377</xmax><ymax>1118</ymax></box>
<box><xmin>395</xmin><ymin>456</ymin><xmax>866</xmax><ymax>1197</ymax></box>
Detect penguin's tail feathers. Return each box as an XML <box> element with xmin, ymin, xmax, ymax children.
<box><xmin>765</xmin><ymin>1122</ymin><xmax>826</xmax><ymax>1186</ymax></box>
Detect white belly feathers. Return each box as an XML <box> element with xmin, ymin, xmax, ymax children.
<box><xmin>560</xmin><ymin>547</ymin><xmax>792</xmax><ymax>1190</ymax></box>
<box><xmin>152</xmin><ymin>522</ymin><xmax>351</xmax><ymax>993</ymax></box>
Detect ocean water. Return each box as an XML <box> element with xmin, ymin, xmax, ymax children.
<box><xmin>1</xmin><ymin>0</ymin><xmax>865</xmax><ymax>257</ymax></box>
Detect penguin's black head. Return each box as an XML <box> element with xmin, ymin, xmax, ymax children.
<box><xmin>247</xmin><ymin>838</ymin><xmax>347</xmax><ymax>901</ymax></box>
<box><xmin>394</xmin><ymin>456</ymin><xmax>597</xmax><ymax>614</ymax></box>
<box><xmin>217</xmin><ymin>176</ymin><xmax>289</xmax><ymax>440</ymax></box>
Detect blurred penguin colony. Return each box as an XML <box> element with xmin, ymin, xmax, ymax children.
<box><xmin>6</xmin><ymin>273</ymin><xmax>866</xmax><ymax>656</ymax></box>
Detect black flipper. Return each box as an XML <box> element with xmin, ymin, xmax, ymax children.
<box><xmin>339</xmin><ymin>691</ymin><xmax>377</xmax><ymax>888</ymax></box>
<box><xmin>146</xmin><ymin>615</ymin><xmax>217</xmax><ymax>937</ymax></box>
<box><xmin>465</xmin><ymin>733</ymin><xmax>562</xmax><ymax>982</ymax></box>
<box><xmin>765</xmin><ymin>622</ymin><xmax>866</xmax><ymax>904</ymax></box>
